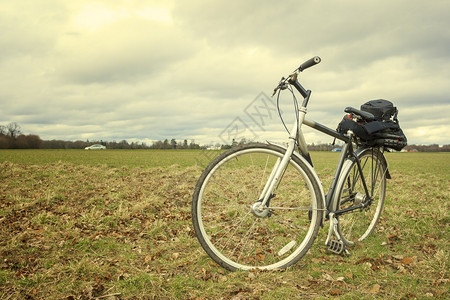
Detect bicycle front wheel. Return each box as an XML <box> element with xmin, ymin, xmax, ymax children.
<box><xmin>333</xmin><ymin>147</ymin><xmax>387</xmax><ymax>245</ymax></box>
<box><xmin>192</xmin><ymin>143</ymin><xmax>324</xmax><ymax>271</ymax></box>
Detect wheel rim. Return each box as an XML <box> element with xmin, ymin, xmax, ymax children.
<box><xmin>337</xmin><ymin>150</ymin><xmax>386</xmax><ymax>244</ymax></box>
<box><xmin>195</xmin><ymin>148</ymin><xmax>320</xmax><ymax>270</ymax></box>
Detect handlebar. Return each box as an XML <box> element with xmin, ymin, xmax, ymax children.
<box><xmin>272</xmin><ymin>56</ymin><xmax>321</xmax><ymax>97</ymax></box>
<box><xmin>298</xmin><ymin>56</ymin><xmax>321</xmax><ymax>72</ymax></box>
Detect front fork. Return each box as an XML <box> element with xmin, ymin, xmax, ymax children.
<box><xmin>251</xmin><ymin>108</ymin><xmax>307</xmax><ymax>216</ymax></box>
<box><xmin>251</xmin><ymin>134</ymin><xmax>297</xmax><ymax>217</ymax></box>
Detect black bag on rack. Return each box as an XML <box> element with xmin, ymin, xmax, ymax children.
<box><xmin>361</xmin><ymin>99</ymin><xmax>397</xmax><ymax>121</ymax></box>
<box><xmin>337</xmin><ymin>99</ymin><xmax>407</xmax><ymax>151</ymax></box>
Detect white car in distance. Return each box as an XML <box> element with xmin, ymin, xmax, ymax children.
<box><xmin>84</xmin><ymin>144</ymin><xmax>106</xmax><ymax>150</ymax></box>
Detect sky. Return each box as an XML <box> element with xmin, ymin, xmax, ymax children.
<box><xmin>1</xmin><ymin>0</ymin><xmax>449</xmax><ymax>146</ymax></box>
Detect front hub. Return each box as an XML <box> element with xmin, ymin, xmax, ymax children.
<box><xmin>251</xmin><ymin>202</ymin><xmax>271</xmax><ymax>218</ymax></box>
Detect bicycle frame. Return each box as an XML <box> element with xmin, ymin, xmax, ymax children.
<box><xmin>258</xmin><ymin>77</ymin><xmax>379</xmax><ymax>217</ymax></box>
<box><xmin>253</xmin><ymin>76</ymin><xmax>390</xmax><ymax>252</ymax></box>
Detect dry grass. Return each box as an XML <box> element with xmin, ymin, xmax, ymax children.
<box><xmin>0</xmin><ymin>151</ymin><xmax>448</xmax><ymax>299</ymax></box>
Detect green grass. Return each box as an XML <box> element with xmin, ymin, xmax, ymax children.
<box><xmin>0</xmin><ymin>149</ymin><xmax>219</xmax><ymax>168</ymax></box>
<box><xmin>0</xmin><ymin>150</ymin><xmax>448</xmax><ymax>299</ymax></box>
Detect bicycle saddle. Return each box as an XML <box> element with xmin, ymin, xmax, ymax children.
<box><xmin>344</xmin><ymin>107</ymin><xmax>375</xmax><ymax>121</ymax></box>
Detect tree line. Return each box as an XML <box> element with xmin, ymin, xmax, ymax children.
<box><xmin>42</xmin><ymin>138</ymin><xmax>202</xmax><ymax>149</ymax></box>
<box><xmin>1</xmin><ymin>122</ymin><xmax>449</xmax><ymax>151</ymax></box>
<box><xmin>0</xmin><ymin>123</ymin><xmax>203</xmax><ymax>150</ymax></box>
<box><xmin>42</xmin><ymin>138</ymin><xmax>201</xmax><ymax>150</ymax></box>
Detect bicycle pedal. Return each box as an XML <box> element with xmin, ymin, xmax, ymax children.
<box><xmin>328</xmin><ymin>240</ymin><xmax>345</xmax><ymax>255</ymax></box>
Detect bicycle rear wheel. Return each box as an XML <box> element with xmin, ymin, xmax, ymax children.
<box><xmin>192</xmin><ymin>143</ymin><xmax>323</xmax><ymax>271</ymax></box>
<box><xmin>333</xmin><ymin>147</ymin><xmax>387</xmax><ymax>245</ymax></box>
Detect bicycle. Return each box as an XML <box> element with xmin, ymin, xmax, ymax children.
<box><xmin>192</xmin><ymin>57</ymin><xmax>391</xmax><ymax>271</ymax></box>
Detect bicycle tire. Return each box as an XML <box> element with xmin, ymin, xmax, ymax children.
<box><xmin>333</xmin><ymin>147</ymin><xmax>387</xmax><ymax>245</ymax></box>
<box><xmin>192</xmin><ymin>143</ymin><xmax>324</xmax><ymax>271</ymax></box>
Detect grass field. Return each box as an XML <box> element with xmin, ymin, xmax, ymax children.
<box><xmin>0</xmin><ymin>149</ymin><xmax>448</xmax><ymax>299</ymax></box>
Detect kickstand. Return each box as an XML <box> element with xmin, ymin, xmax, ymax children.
<box><xmin>325</xmin><ymin>213</ymin><xmax>350</xmax><ymax>256</ymax></box>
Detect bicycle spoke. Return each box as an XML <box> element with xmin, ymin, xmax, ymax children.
<box><xmin>371</xmin><ymin>164</ymin><xmax>388</xmax><ymax>199</ymax></box>
<box><xmin>336</xmin><ymin>149</ymin><xmax>386</xmax><ymax>244</ymax></box>
<box><xmin>234</xmin><ymin>218</ymin><xmax>259</xmax><ymax>262</ymax></box>
<box><xmin>192</xmin><ymin>144</ymin><xmax>323</xmax><ymax>270</ymax></box>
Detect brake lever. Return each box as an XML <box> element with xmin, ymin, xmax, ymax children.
<box><xmin>272</xmin><ymin>84</ymin><xmax>289</xmax><ymax>97</ymax></box>
<box><xmin>271</xmin><ymin>77</ymin><xmax>289</xmax><ymax>97</ymax></box>
<box><xmin>271</xmin><ymin>89</ymin><xmax>278</xmax><ymax>97</ymax></box>
<box><xmin>271</xmin><ymin>69</ymin><xmax>301</xmax><ymax>97</ymax></box>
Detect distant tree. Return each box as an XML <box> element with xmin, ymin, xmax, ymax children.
<box><xmin>6</xmin><ymin>122</ymin><xmax>21</xmax><ymax>138</ymax></box>
<box><xmin>231</xmin><ymin>138</ymin><xmax>238</xmax><ymax>148</ymax></box>
<box><xmin>183</xmin><ymin>139</ymin><xmax>188</xmax><ymax>149</ymax></box>
<box><xmin>29</xmin><ymin>135</ymin><xmax>43</xmax><ymax>149</ymax></box>
<box><xmin>171</xmin><ymin>139</ymin><xmax>177</xmax><ymax>149</ymax></box>
<box><xmin>151</xmin><ymin>140</ymin><xmax>161</xmax><ymax>149</ymax></box>
<box><xmin>189</xmin><ymin>140</ymin><xmax>200</xmax><ymax>149</ymax></box>
<box><xmin>163</xmin><ymin>139</ymin><xmax>170</xmax><ymax>149</ymax></box>
<box><xmin>0</xmin><ymin>135</ymin><xmax>9</xmax><ymax>149</ymax></box>
<box><xmin>16</xmin><ymin>134</ymin><xmax>43</xmax><ymax>149</ymax></box>
<box><xmin>72</xmin><ymin>140</ymin><xmax>87</xmax><ymax>149</ymax></box>
<box><xmin>238</xmin><ymin>138</ymin><xmax>247</xmax><ymax>146</ymax></box>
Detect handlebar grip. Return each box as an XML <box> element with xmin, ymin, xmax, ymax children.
<box><xmin>298</xmin><ymin>56</ymin><xmax>321</xmax><ymax>72</ymax></box>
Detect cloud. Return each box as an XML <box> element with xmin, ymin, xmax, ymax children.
<box><xmin>56</xmin><ymin>19</ymin><xmax>197</xmax><ymax>84</ymax></box>
<box><xmin>0</xmin><ymin>0</ymin><xmax>449</xmax><ymax>146</ymax></box>
<box><xmin>173</xmin><ymin>0</ymin><xmax>450</xmax><ymax>63</ymax></box>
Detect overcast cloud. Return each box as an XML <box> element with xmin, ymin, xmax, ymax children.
<box><xmin>1</xmin><ymin>0</ymin><xmax>449</xmax><ymax>146</ymax></box>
